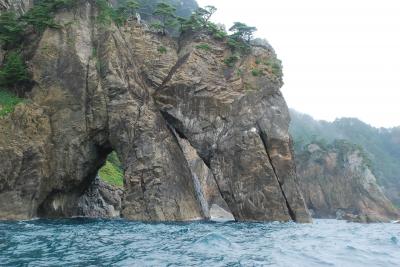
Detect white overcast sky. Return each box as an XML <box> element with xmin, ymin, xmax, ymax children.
<box><xmin>197</xmin><ymin>0</ymin><xmax>400</xmax><ymax>128</ymax></box>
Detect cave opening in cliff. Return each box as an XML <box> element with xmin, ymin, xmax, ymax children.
<box><xmin>97</xmin><ymin>151</ymin><xmax>124</xmax><ymax>189</ymax></box>
<box><xmin>36</xmin><ymin>147</ymin><xmax>125</xmax><ymax>219</ymax></box>
<box><xmin>80</xmin><ymin>150</ymin><xmax>125</xmax><ymax>218</ymax></box>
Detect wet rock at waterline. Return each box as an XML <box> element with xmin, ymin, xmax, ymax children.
<box><xmin>0</xmin><ymin>1</ymin><xmax>310</xmax><ymax>222</ymax></box>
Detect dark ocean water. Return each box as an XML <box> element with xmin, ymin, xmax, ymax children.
<box><xmin>0</xmin><ymin>219</ymin><xmax>399</xmax><ymax>267</ymax></box>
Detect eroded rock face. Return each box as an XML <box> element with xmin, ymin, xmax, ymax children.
<box><xmin>77</xmin><ymin>176</ymin><xmax>123</xmax><ymax>218</ymax></box>
<box><xmin>0</xmin><ymin>1</ymin><xmax>311</xmax><ymax>222</ymax></box>
<box><xmin>296</xmin><ymin>142</ymin><xmax>399</xmax><ymax>222</ymax></box>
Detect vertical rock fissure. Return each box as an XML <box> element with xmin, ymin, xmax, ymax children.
<box><xmin>257</xmin><ymin>128</ymin><xmax>296</xmax><ymax>221</ymax></box>
<box><xmin>165</xmin><ymin>121</ymin><xmax>210</xmax><ymax>219</ymax></box>
<box><xmin>84</xmin><ymin>59</ymin><xmax>91</xmax><ymax>133</ymax></box>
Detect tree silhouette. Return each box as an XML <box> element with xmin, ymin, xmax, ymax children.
<box><xmin>152</xmin><ymin>2</ymin><xmax>177</xmax><ymax>35</ymax></box>
<box><xmin>229</xmin><ymin>22</ymin><xmax>257</xmax><ymax>43</ymax></box>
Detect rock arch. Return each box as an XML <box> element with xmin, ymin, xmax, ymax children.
<box><xmin>0</xmin><ymin>2</ymin><xmax>310</xmax><ymax>222</ymax></box>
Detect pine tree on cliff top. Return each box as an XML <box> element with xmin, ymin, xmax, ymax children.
<box><xmin>229</xmin><ymin>22</ymin><xmax>257</xmax><ymax>43</ymax></box>
<box><xmin>152</xmin><ymin>2</ymin><xmax>177</xmax><ymax>35</ymax></box>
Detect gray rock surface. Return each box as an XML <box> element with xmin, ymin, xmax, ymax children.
<box><xmin>0</xmin><ymin>1</ymin><xmax>310</xmax><ymax>222</ymax></box>
<box><xmin>77</xmin><ymin>176</ymin><xmax>123</xmax><ymax>218</ymax></box>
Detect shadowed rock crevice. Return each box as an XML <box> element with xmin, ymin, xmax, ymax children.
<box><xmin>160</xmin><ymin>111</ymin><xmax>188</xmax><ymax>139</ymax></box>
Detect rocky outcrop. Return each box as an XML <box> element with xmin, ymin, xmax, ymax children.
<box><xmin>77</xmin><ymin>176</ymin><xmax>123</xmax><ymax>218</ymax></box>
<box><xmin>296</xmin><ymin>141</ymin><xmax>399</xmax><ymax>222</ymax></box>
<box><xmin>290</xmin><ymin>109</ymin><xmax>400</xmax><ymax>208</ymax></box>
<box><xmin>0</xmin><ymin>0</ymin><xmax>311</xmax><ymax>222</ymax></box>
<box><xmin>154</xmin><ymin>33</ymin><xmax>310</xmax><ymax>222</ymax></box>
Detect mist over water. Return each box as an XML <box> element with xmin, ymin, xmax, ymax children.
<box><xmin>0</xmin><ymin>219</ymin><xmax>399</xmax><ymax>266</ymax></box>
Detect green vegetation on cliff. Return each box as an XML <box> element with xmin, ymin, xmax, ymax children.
<box><xmin>251</xmin><ymin>68</ymin><xmax>263</xmax><ymax>77</ymax></box>
<box><xmin>98</xmin><ymin>152</ymin><xmax>124</xmax><ymax>187</ymax></box>
<box><xmin>224</xmin><ymin>55</ymin><xmax>239</xmax><ymax>67</ymax></box>
<box><xmin>22</xmin><ymin>0</ymin><xmax>72</xmax><ymax>32</ymax></box>
<box><xmin>263</xmin><ymin>58</ymin><xmax>282</xmax><ymax>77</ymax></box>
<box><xmin>0</xmin><ymin>90</ymin><xmax>22</xmax><ymax>117</ymax></box>
<box><xmin>195</xmin><ymin>43</ymin><xmax>210</xmax><ymax>51</ymax></box>
<box><xmin>96</xmin><ymin>0</ymin><xmax>141</xmax><ymax>26</ymax></box>
<box><xmin>0</xmin><ymin>0</ymin><xmax>78</xmax><ymax>40</ymax></box>
<box><xmin>131</xmin><ymin>0</ymin><xmax>198</xmax><ymax>19</ymax></box>
<box><xmin>0</xmin><ymin>0</ymin><xmax>262</xmax><ymax>93</ymax></box>
<box><xmin>229</xmin><ymin>22</ymin><xmax>257</xmax><ymax>43</ymax></box>
<box><xmin>0</xmin><ymin>11</ymin><xmax>24</xmax><ymax>47</ymax></box>
<box><xmin>0</xmin><ymin>52</ymin><xmax>29</xmax><ymax>89</ymax></box>
<box><xmin>150</xmin><ymin>2</ymin><xmax>177</xmax><ymax>35</ymax></box>
<box><xmin>0</xmin><ymin>0</ymin><xmax>82</xmax><ymax>95</ymax></box>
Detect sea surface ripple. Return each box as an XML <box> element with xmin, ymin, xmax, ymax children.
<box><xmin>0</xmin><ymin>219</ymin><xmax>399</xmax><ymax>266</ymax></box>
